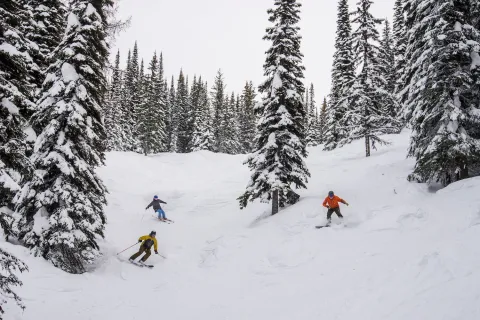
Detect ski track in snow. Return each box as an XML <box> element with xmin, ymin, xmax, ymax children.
<box><xmin>3</xmin><ymin>130</ymin><xmax>480</xmax><ymax>320</ymax></box>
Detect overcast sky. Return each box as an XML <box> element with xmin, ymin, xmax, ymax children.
<box><xmin>112</xmin><ymin>0</ymin><xmax>395</xmax><ymax>99</ymax></box>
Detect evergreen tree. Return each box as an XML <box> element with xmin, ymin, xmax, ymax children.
<box><xmin>211</xmin><ymin>70</ymin><xmax>226</xmax><ymax>152</ymax></box>
<box><xmin>393</xmin><ymin>0</ymin><xmax>407</xmax><ymax>96</ymax></box>
<box><xmin>324</xmin><ymin>0</ymin><xmax>355</xmax><ymax>151</ymax></box>
<box><xmin>339</xmin><ymin>0</ymin><xmax>399</xmax><ymax>157</ymax></box>
<box><xmin>378</xmin><ymin>19</ymin><xmax>397</xmax><ymax>118</ymax></box>
<box><xmin>306</xmin><ymin>83</ymin><xmax>318</xmax><ymax>146</ymax></box>
<box><xmin>239</xmin><ymin>0</ymin><xmax>309</xmax><ymax>215</ymax></box>
<box><xmin>22</xmin><ymin>0</ymin><xmax>65</xmax><ymax>73</ymax></box>
<box><xmin>167</xmin><ymin>76</ymin><xmax>177</xmax><ymax>152</ymax></box>
<box><xmin>191</xmin><ymin>79</ymin><xmax>215</xmax><ymax>152</ymax></box>
<box><xmin>105</xmin><ymin>50</ymin><xmax>124</xmax><ymax>151</ymax></box>
<box><xmin>239</xmin><ymin>81</ymin><xmax>257</xmax><ymax>153</ymax></box>
<box><xmin>14</xmin><ymin>0</ymin><xmax>112</xmax><ymax>274</ymax></box>
<box><xmin>0</xmin><ymin>2</ymin><xmax>31</xmax><ymax>311</ymax></box>
<box><xmin>124</xmin><ymin>42</ymin><xmax>140</xmax><ymax>152</ymax></box>
<box><xmin>319</xmin><ymin>97</ymin><xmax>328</xmax><ymax>144</ymax></box>
<box><xmin>402</xmin><ymin>0</ymin><xmax>480</xmax><ymax>185</ymax></box>
<box><xmin>0</xmin><ymin>0</ymin><xmax>35</xmax><ymax>212</ymax></box>
<box><xmin>156</xmin><ymin>52</ymin><xmax>167</xmax><ymax>152</ymax></box>
<box><xmin>138</xmin><ymin>55</ymin><xmax>165</xmax><ymax>154</ymax></box>
<box><xmin>219</xmin><ymin>92</ymin><xmax>240</xmax><ymax>154</ymax></box>
<box><xmin>175</xmin><ymin>70</ymin><xmax>191</xmax><ymax>153</ymax></box>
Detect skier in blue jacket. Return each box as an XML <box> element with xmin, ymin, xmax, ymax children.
<box><xmin>146</xmin><ymin>195</ymin><xmax>169</xmax><ymax>221</ymax></box>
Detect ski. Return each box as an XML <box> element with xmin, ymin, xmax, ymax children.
<box><xmin>130</xmin><ymin>260</ymin><xmax>154</xmax><ymax>268</ymax></box>
<box><xmin>153</xmin><ymin>218</ymin><xmax>173</xmax><ymax>224</ymax></box>
<box><xmin>315</xmin><ymin>225</ymin><xmax>330</xmax><ymax>229</ymax></box>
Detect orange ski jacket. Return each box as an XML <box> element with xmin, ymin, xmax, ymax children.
<box><xmin>323</xmin><ymin>195</ymin><xmax>347</xmax><ymax>209</ymax></box>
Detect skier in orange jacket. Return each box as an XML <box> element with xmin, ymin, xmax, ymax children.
<box><xmin>323</xmin><ymin>191</ymin><xmax>349</xmax><ymax>225</ymax></box>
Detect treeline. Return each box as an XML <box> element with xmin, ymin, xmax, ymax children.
<box><xmin>104</xmin><ymin>43</ymin><xmax>329</xmax><ymax>155</ymax></box>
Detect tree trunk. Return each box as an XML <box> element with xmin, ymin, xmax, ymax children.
<box><xmin>272</xmin><ymin>190</ymin><xmax>279</xmax><ymax>215</ymax></box>
<box><xmin>457</xmin><ymin>165</ymin><xmax>469</xmax><ymax>181</ymax></box>
<box><xmin>365</xmin><ymin>135</ymin><xmax>371</xmax><ymax>157</ymax></box>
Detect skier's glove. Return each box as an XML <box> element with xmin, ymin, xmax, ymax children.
<box><xmin>138</xmin><ymin>239</ymin><xmax>142</xmax><ymax>243</ymax></box>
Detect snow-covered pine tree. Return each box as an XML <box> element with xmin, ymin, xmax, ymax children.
<box><xmin>393</xmin><ymin>0</ymin><xmax>407</xmax><ymax>96</ymax></box>
<box><xmin>239</xmin><ymin>0</ymin><xmax>310</xmax><ymax>215</ymax></box>
<box><xmin>403</xmin><ymin>0</ymin><xmax>480</xmax><ymax>185</ymax></box>
<box><xmin>0</xmin><ymin>247</ymin><xmax>28</xmax><ymax>316</ymax></box>
<box><xmin>137</xmin><ymin>54</ymin><xmax>165</xmax><ymax>154</ymax></box>
<box><xmin>167</xmin><ymin>76</ymin><xmax>177</xmax><ymax>152</ymax></box>
<box><xmin>306</xmin><ymin>83</ymin><xmax>318</xmax><ymax>146</ymax></box>
<box><xmin>105</xmin><ymin>50</ymin><xmax>124</xmax><ymax>151</ymax></box>
<box><xmin>14</xmin><ymin>0</ymin><xmax>112</xmax><ymax>274</ymax></box>
<box><xmin>124</xmin><ymin>42</ymin><xmax>140</xmax><ymax>152</ymax></box>
<box><xmin>118</xmin><ymin>49</ymin><xmax>135</xmax><ymax>151</ymax></box>
<box><xmin>339</xmin><ymin>0</ymin><xmax>400</xmax><ymax>157</ymax></box>
<box><xmin>22</xmin><ymin>0</ymin><xmax>66</xmax><ymax>73</ymax></box>
<box><xmin>319</xmin><ymin>97</ymin><xmax>328</xmax><ymax>144</ymax></box>
<box><xmin>239</xmin><ymin>81</ymin><xmax>257</xmax><ymax>153</ymax></box>
<box><xmin>191</xmin><ymin>79</ymin><xmax>215</xmax><ymax>151</ymax></box>
<box><xmin>378</xmin><ymin>19</ymin><xmax>398</xmax><ymax>118</ymax></box>
<box><xmin>211</xmin><ymin>70</ymin><xmax>226</xmax><ymax>153</ymax></box>
<box><xmin>219</xmin><ymin>92</ymin><xmax>240</xmax><ymax>154</ymax></box>
<box><xmin>155</xmin><ymin>52</ymin><xmax>167</xmax><ymax>152</ymax></box>
<box><xmin>0</xmin><ymin>0</ymin><xmax>35</xmax><ymax>212</ymax></box>
<box><xmin>324</xmin><ymin>0</ymin><xmax>355</xmax><ymax>151</ymax></box>
<box><xmin>175</xmin><ymin>70</ymin><xmax>191</xmax><ymax>153</ymax></box>
<box><xmin>0</xmin><ymin>2</ymin><xmax>31</xmax><ymax>311</ymax></box>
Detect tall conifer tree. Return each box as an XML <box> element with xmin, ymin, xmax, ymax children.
<box><xmin>14</xmin><ymin>0</ymin><xmax>112</xmax><ymax>274</ymax></box>
<box><xmin>393</xmin><ymin>0</ymin><xmax>407</xmax><ymax>96</ymax></box>
<box><xmin>402</xmin><ymin>0</ymin><xmax>480</xmax><ymax>185</ymax></box>
<box><xmin>339</xmin><ymin>0</ymin><xmax>399</xmax><ymax>157</ymax></box>
<box><xmin>0</xmin><ymin>2</ymin><xmax>32</xmax><ymax>312</ymax></box>
<box><xmin>239</xmin><ymin>0</ymin><xmax>309</xmax><ymax>215</ymax></box>
<box><xmin>239</xmin><ymin>81</ymin><xmax>257</xmax><ymax>153</ymax></box>
<box><xmin>324</xmin><ymin>0</ymin><xmax>355</xmax><ymax>151</ymax></box>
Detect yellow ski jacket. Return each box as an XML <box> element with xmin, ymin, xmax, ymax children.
<box><xmin>139</xmin><ymin>235</ymin><xmax>158</xmax><ymax>251</ymax></box>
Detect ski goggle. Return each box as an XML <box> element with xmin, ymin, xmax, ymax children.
<box><xmin>328</xmin><ymin>193</ymin><xmax>334</xmax><ymax>198</ymax></box>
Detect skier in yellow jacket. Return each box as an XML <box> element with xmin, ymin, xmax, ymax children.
<box><xmin>129</xmin><ymin>231</ymin><xmax>159</xmax><ymax>265</ymax></box>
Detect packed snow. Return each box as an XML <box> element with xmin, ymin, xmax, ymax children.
<box><xmin>2</xmin><ymin>130</ymin><xmax>480</xmax><ymax>320</ymax></box>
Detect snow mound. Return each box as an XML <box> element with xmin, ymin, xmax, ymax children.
<box><xmin>3</xmin><ymin>130</ymin><xmax>480</xmax><ymax>320</ymax></box>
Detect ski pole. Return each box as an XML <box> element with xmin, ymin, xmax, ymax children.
<box><xmin>157</xmin><ymin>253</ymin><xmax>166</xmax><ymax>259</ymax></box>
<box><xmin>117</xmin><ymin>243</ymin><xmax>138</xmax><ymax>255</ymax></box>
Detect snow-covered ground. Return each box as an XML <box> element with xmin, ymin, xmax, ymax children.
<box><xmin>3</xmin><ymin>130</ymin><xmax>480</xmax><ymax>320</ymax></box>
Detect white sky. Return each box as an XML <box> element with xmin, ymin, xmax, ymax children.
<box><xmin>112</xmin><ymin>0</ymin><xmax>395</xmax><ymax>99</ymax></box>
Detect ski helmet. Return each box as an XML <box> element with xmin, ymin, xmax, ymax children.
<box><xmin>153</xmin><ymin>195</ymin><xmax>158</xmax><ymax>199</ymax></box>
<box><xmin>328</xmin><ymin>191</ymin><xmax>334</xmax><ymax>198</ymax></box>
<box><xmin>150</xmin><ymin>231</ymin><xmax>156</xmax><ymax>236</ymax></box>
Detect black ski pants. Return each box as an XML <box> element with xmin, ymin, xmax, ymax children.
<box><xmin>129</xmin><ymin>245</ymin><xmax>151</xmax><ymax>262</ymax></box>
<box><xmin>327</xmin><ymin>207</ymin><xmax>343</xmax><ymax>222</ymax></box>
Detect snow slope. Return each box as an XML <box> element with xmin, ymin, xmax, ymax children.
<box><xmin>3</xmin><ymin>130</ymin><xmax>480</xmax><ymax>320</ymax></box>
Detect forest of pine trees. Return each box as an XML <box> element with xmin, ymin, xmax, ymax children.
<box><xmin>104</xmin><ymin>45</ymin><xmax>328</xmax><ymax>156</ymax></box>
<box><xmin>104</xmin><ymin>47</ymin><xmax>264</xmax><ymax>155</ymax></box>
<box><xmin>324</xmin><ymin>0</ymin><xmax>480</xmax><ymax>184</ymax></box>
